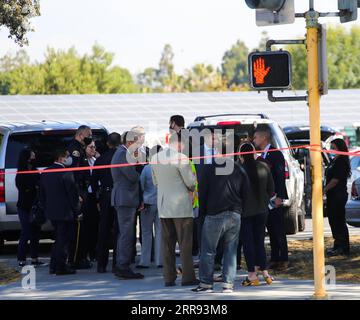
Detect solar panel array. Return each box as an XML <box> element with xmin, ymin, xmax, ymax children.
<box><xmin>0</xmin><ymin>90</ymin><xmax>358</xmax><ymax>134</ymax></box>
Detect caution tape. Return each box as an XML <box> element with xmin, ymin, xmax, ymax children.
<box><xmin>0</xmin><ymin>143</ymin><xmax>359</xmax><ymax>176</ymax></box>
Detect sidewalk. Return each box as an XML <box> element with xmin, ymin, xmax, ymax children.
<box><xmin>0</xmin><ymin>258</ymin><xmax>359</xmax><ymax>300</ymax></box>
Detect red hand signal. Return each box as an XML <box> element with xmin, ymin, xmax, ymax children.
<box><xmin>253</xmin><ymin>57</ymin><xmax>271</xmax><ymax>85</ymax></box>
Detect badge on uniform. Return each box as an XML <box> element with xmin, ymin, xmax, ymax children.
<box><xmin>72</xmin><ymin>150</ymin><xmax>80</xmax><ymax>157</ymax></box>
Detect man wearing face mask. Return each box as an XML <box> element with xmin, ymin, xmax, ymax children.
<box><xmin>67</xmin><ymin>125</ymin><xmax>94</xmax><ymax>270</ymax></box>
<box><xmin>40</xmin><ymin>149</ymin><xmax>80</xmax><ymax>275</ymax></box>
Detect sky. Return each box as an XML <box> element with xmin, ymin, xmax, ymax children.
<box><xmin>0</xmin><ymin>0</ymin><xmax>359</xmax><ymax>75</ymax></box>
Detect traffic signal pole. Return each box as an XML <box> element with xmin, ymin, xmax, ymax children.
<box><xmin>305</xmin><ymin>8</ymin><xmax>327</xmax><ymax>299</ymax></box>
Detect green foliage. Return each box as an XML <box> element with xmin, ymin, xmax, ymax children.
<box><xmin>0</xmin><ymin>0</ymin><xmax>40</xmax><ymax>46</ymax></box>
<box><xmin>1</xmin><ymin>25</ymin><xmax>360</xmax><ymax>95</ymax></box>
<box><xmin>0</xmin><ymin>44</ymin><xmax>139</xmax><ymax>94</ymax></box>
<box><xmin>287</xmin><ymin>25</ymin><xmax>360</xmax><ymax>90</ymax></box>
<box><xmin>183</xmin><ymin>63</ymin><xmax>227</xmax><ymax>92</ymax></box>
<box><xmin>221</xmin><ymin>40</ymin><xmax>249</xmax><ymax>87</ymax></box>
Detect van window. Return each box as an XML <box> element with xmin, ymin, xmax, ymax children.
<box><xmin>5</xmin><ymin>129</ymin><xmax>107</xmax><ymax>169</ymax></box>
<box><xmin>0</xmin><ymin>133</ymin><xmax>3</xmax><ymax>149</ymax></box>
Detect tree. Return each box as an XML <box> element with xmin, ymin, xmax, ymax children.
<box><xmin>287</xmin><ymin>25</ymin><xmax>360</xmax><ymax>90</ymax></box>
<box><xmin>0</xmin><ymin>0</ymin><xmax>40</xmax><ymax>46</ymax></box>
<box><xmin>0</xmin><ymin>44</ymin><xmax>139</xmax><ymax>94</ymax></box>
<box><xmin>137</xmin><ymin>44</ymin><xmax>178</xmax><ymax>92</ymax></box>
<box><xmin>183</xmin><ymin>63</ymin><xmax>226</xmax><ymax>92</ymax></box>
<box><xmin>221</xmin><ymin>40</ymin><xmax>249</xmax><ymax>87</ymax></box>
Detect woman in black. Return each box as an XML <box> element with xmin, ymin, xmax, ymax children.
<box><xmin>16</xmin><ymin>148</ymin><xmax>45</xmax><ymax>267</ymax></box>
<box><xmin>324</xmin><ymin>138</ymin><xmax>351</xmax><ymax>256</ymax></box>
<box><xmin>239</xmin><ymin>143</ymin><xmax>275</xmax><ymax>286</ymax></box>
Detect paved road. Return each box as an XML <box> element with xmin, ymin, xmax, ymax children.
<box><xmin>0</xmin><ymin>258</ymin><xmax>359</xmax><ymax>300</ymax></box>
<box><xmin>0</xmin><ymin>217</ymin><xmax>359</xmax><ymax>300</ymax></box>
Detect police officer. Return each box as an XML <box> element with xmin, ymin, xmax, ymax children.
<box><xmin>92</xmin><ymin>132</ymin><xmax>121</xmax><ymax>273</ymax></box>
<box><xmin>67</xmin><ymin>125</ymin><xmax>93</xmax><ymax>269</ymax></box>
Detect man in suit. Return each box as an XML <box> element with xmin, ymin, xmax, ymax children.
<box><xmin>111</xmin><ymin>130</ymin><xmax>144</xmax><ymax>279</ymax></box>
<box><xmin>151</xmin><ymin>132</ymin><xmax>198</xmax><ymax>287</ymax></box>
<box><xmin>40</xmin><ymin>149</ymin><xmax>80</xmax><ymax>275</ymax></box>
<box><xmin>93</xmin><ymin>132</ymin><xmax>121</xmax><ymax>273</ymax></box>
<box><xmin>253</xmin><ymin>126</ymin><xmax>289</xmax><ymax>271</ymax></box>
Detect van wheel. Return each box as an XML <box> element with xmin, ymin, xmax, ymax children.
<box><xmin>285</xmin><ymin>205</ymin><xmax>298</xmax><ymax>235</ymax></box>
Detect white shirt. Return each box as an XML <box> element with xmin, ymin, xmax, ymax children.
<box><xmin>262</xmin><ymin>144</ymin><xmax>271</xmax><ymax>159</ymax></box>
<box><xmin>87</xmin><ymin>157</ymin><xmax>96</xmax><ymax>193</ymax></box>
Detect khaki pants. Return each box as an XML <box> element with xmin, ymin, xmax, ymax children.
<box><xmin>161</xmin><ymin>217</ymin><xmax>196</xmax><ymax>284</ymax></box>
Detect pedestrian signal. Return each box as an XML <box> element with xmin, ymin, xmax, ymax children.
<box><xmin>248</xmin><ymin>51</ymin><xmax>291</xmax><ymax>90</ymax></box>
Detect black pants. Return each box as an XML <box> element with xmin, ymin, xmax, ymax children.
<box><xmin>327</xmin><ymin>192</ymin><xmax>350</xmax><ymax>252</ymax></box>
<box><xmin>97</xmin><ymin>191</ymin><xmax>118</xmax><ymax>269</ymax></box>
<box><xmin>83</xmin><ymin>193</ymin><xmax>99</xmax><ymax>260</ymax></box>
<box><xmin>50</xmin><ymin>220</ymin><xmax>73</xmax><ymax>271</ymax></box>
<box><xmin>241</xmin><ymin>213</ymin><xmax>268</xmax><ymax>272</ymax></box>
<box><xmin>267</xmin><ymin>207</ymin><xmax>288</xmax><ymax>262</ymax></box>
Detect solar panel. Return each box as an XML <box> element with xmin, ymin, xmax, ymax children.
<box><xmin>0</xmin><ymin>90</ymin><xmax>359</xmax><ymax>134</ymax></box>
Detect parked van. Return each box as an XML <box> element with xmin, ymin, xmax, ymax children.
<box><xmin>0</xmin><ymin>121</ymin><xmax>108</xmax><ymax>252</ymax></box>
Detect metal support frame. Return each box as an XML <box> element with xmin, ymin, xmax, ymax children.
<box><xmin>265</xmin><ymin>39</ymin><xmax>308</xmax><ymax>103</ymax></box>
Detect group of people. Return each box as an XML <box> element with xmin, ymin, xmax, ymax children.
<box><xmin>15</xmin><ymin>115</ymin><xmax>352</xmax><ymax>292</ymax></box>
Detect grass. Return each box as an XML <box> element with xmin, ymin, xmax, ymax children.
<box><xmin>0</xmin><ymin>262</ymin><xmax>21</xmax><ymax>285</ymax></box>
<box><xmin>265</xmin><ymin>236</ymin><xmax>360</xmax><ymax>283</ymax></box>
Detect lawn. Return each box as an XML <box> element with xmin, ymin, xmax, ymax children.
<box><xmin>268</xmin><ymin>236</ymin><xmax>360</xmax><ymax>283</ymax></box>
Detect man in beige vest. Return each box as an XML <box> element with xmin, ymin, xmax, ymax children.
<box><xmin>151</xmin><ymin>132</ymin><xmax>199</xmax><ymax>287</ymax></box>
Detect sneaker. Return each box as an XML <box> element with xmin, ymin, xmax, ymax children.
<box><xmin>192</xmin><ymin>286</ymin><xmax>213</xmax><ymax>293</ymax></box>
<box><xmin>222</xmin><ymin>287</ymin><xmax>234</xmax><ymax>293</ymax></box>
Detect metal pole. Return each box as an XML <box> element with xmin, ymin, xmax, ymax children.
<box><xmin>305</xmin><ymin>9</ymin><xmax>327</xmax><ymax>299</ymax></box>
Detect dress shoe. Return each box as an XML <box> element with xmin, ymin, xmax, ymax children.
<box><xmin>56</xmin><ymin>267</ymin><xmax>76</xmax><ymax>275</ymax></box>
<box><xmin>71</xmin><ymin>260</ymin><xmax>93</xmax><ymax>270</ymax></box>
<box><xmin>165</xmin><ymin>281</ymin><xmax>176</xmax><ymax>287</ymax></box>
<box><xmin>115</xmin><ymin>270</ymin><xmax>144</xmax><ymax>279</ymax></box>
<box><xmin>327</xmin><ymin>248</ymin><xmax>350</xmax><ymax>257</ymax></box>
<box><xmin>182</xmin><ymin>279</ymin><xmax>200</xmax><ymax>286</ymax></box>
<box><xmin>136</xmin><ymin>265</ymin><xmax>149</xmax><ymax>269</ymax></box>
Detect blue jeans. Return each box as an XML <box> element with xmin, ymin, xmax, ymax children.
<box><xmin>199</xmin><ymin>211</ymin><xmax>241</xmax><ymax>289</ymax></box>
<box><xmin>17</xmin><ymin>208</ymin><xmax>40</xmax><ymax>261</ymax></box>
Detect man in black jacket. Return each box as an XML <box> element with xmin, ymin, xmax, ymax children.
<box><xmin>253</xmin><ymin>126</ymin><xmax>289</xmax><ymax>271</ymax></box>
<box><xmin>92</xmin><ymin>132</ymin><xmax>121</xmax><ymax>273</ymax></box>
<box><xmin>40</xmin><ymin>149</ymin><xmax>80</xmax><ymax>275</ymax></box>
<box><xmin>67</xmin><ymin>125</ymin><xmax>93</xmax><ymax>269</ymax></box>
<box><xmin>192</xmin><ymin>154</ymin><xmax>249</xmax><ymax>293</ymax></box>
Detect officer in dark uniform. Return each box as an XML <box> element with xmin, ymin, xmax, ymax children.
<box><xmin>67</xmin><ymin>125</ymin><xmax>93</xmax><ymax>269</ymax></box>
<box><xmin>92</xmin><ymin>132</ymin><xmax>121</xmax><ymax>273</ymax></box>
